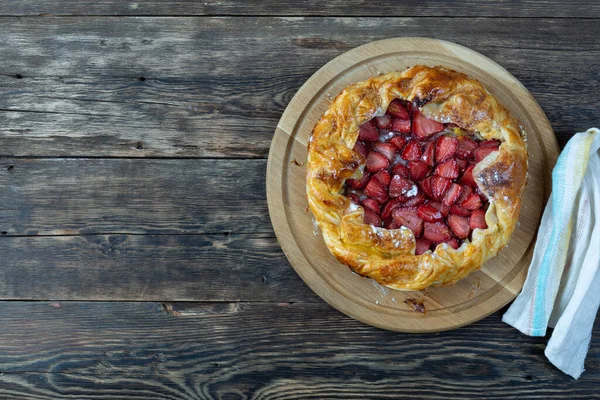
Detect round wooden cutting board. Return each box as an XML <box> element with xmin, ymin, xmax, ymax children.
<box><xmin>266</xmin><ymin>38</ymin><xmax>559</xmax><ymax>333</ymax></box>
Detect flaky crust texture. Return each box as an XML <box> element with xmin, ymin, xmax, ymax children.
<box><xmin>307</xmin><ymin>65</ymin><xmax>528</xmax><ymax>290</ymax></box>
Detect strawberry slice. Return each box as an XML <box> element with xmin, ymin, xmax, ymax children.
<box><xmin>348</xmin><ymin>193</ymin><xmax>361</xmax><ymax>205</ymax></box>
<box><xmin>391</xmin><ymin>163</ymin><xmax>410</xmax><ymax>178</ymax></box>
<box><xmin>457</xmin><ymin>185</ymin><xmax>472</xmax><ymax>203</ymax></box>
<box><xmin>456</xmin><ymin>158</ymin><xmax>467</xmax><ymax>171</ymax></box>
<box><xmin>346</xmin><ymin>171</ymin><xmax>371</xmax><ymax>189</ymax></box>
<box><xmin>431</xmin><ymin>176</ymin><xmax>452</xmax><ymax>200</ymax></box>
<box><xmin>364</xmin><ymin>177</ymin><xmax>389</xmax><ymax>204</ymax></box>
<box><xmin>364</xmin><ymin>209</ymin><xmax>383</xmax><ymax>227</ymax></box>
<box><xmin>461</xmin><ymin>192</ymin><xmax>482</xmax><ymax>210</ymax></box>
<box><xmin>436</xmin><ymin>135</ymin><xmax>458</xmax><ymax>163</ymax></box>
<box><xmin>373</xmin><ymin>142</ymin><xmax>397</xmax><ymax>162</ymax></box>
<box><xmin>469</xmin><ymin>208</ymin><xmax>488</xmax><ymax>230</ymax></box>
<box><xmin>415</xmin><ymin>239</ymin><xmax>432</xmax><ymax>255</ymax></box>
<box><xmin>408</xmin><ymin>160</ymin><xmax>430</xmax><ymax>181</ymax></box>
<box><xmin>422</xmin><ymin>221</ymin><xmax>453</xmax><ymax>243</ymax></box>
<box><xmin>480</xmin><ymin>139</ymin><xmax>501</xmax><ymax>148</ymax></box>
<box><xmin>353</xmin><ymin>140</ymin><xmax>369</xmax><ymax>159</ymax></box>
<box><xmin>362</xmin><ymin>198</ymin><xmax>381</xmax><ymax>214</ymax></box>
<box><xmin>416</xmin><ymin>204</ymin><xmax>443</xmax><ymax>222</ymax></box>
<box><xmin>419</xmin><ymin>176</ymin><xmax>435</xmax><ymax>198</ymax></box>
<box><xmin>412</xmin><ymin>110</ymin><xmax>444</xmax><ymax>140</ymax></box>
<box><xmin>435</xmin><ymin>158</ymin><xmax>460</xmax><ymax>179</ymax></box>
<box><xmin>475</xmin><ymin>187</ymin><xmax>489</xmax><ymax>203</ymax></box>
<box><xmin>444</xmin><ymin>237</ymin><xmax>460</xmax><ymax>249</ymax></box>
<box><xmin>390</xmin><ymin>135</ymin><xmax>409</xmax><ymax>149</ymax></box>
<box><xmin>427</xmin><ymin>201</ymin><xmax>449</xmax><ymax>217</ymax></box>
<box><xmin>447</xmin><ymin>238</ymin><xmax>461</xmax><ymax>249</ymax></box>
<box><xmin>358</xmin><ymin>120</ymin><xmax>379</xmax><ymax>141</ymax></box>
<box><xmin>373</xmin><ymin>170</ymin><xmax>391</xmax><ymax>187</ymax></box>
<box><xmin>456</xmin><ymin>138</ymin><xmax>478</xmax><ymax>159</ymax></box>
<box><xmin>375</xmin><ymin>115</ymin><xmax>392</xmax><ymax>129</ymax></box>
<box><xmin>402</xmin><ymin>191</ymin><xmax>426</xmax><ymax>207</ymax></box>
<box><xmin>447</xmin><ymin>214</ymin><xmax>470</xmax><ymax>239</ymax></box>
<box><xmin>450</xmin><ymin>204</ymin><xmax>471</xmax><ymax>217</ymax></box>
<box><xmin>381</xmin><ymin>199</ymin><xmax>403</xmax><ymax>220</ymax></box>
<box><xmin>401</xmin><ymin>141</ymin><xmax>422</xmax><ymax>161</ymax></box>
<box><xmin>393</xmin><ymin>208</ymin><xmax>424</xmax><ymax>237</ymax></box>
<box><xmin>387</xmin><ymin>100</ymin><xmax>410</xmax><ymax>120</ymax></box>
<box><xmin>421</xmin><ymin>140</ymin><xmax>436</xmax><ymax>167</ymax></box>
<box><xmin>475</xmin><ymin>145</ymin><xmax>499</xmax><ymax>162</ymax></box>
<box><xmin>460</xmin><ymin>165</ymin><xmax>477</xmax><ymax>187</ymax></box>
<box><xmin>365</xmin><ymin>151</ymin><xmax>390</xmax><ymax>172</ymax></box>
<box><xmin>442</xmin><ymin>183</ymin><xmax>463</xmax><ymax>206</ymax></box>
<box><xmin>384</xmin><ymin>220</ymin><xmax>401</xmax><ymax>230</ymax></box>
<box><xmin>389</xmin><ymin>175</ymin><xmax>415</xmax><ymax>199</ymax></box>
<box><xmin>390</xmin><ymin>118</ymin><xmax>411</xmax><ymax>134</ymax></box>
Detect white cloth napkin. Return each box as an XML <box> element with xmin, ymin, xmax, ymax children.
<box><xmin>503</xmin><ymin>128</ymin><xmax>600</xmax><ymax>379</ymax></box>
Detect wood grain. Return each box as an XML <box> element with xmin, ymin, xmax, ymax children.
<box><xmin>0</xmin><ymin>18</ymin><xmax>597</xmax><ymax>156</ymax></box>
<box><xmin>0</xmin><ymin>234</ymin><xmax>316</xmax><ymax>301</ymax></box>
<box><xmin>268</xmin><ymin>37</ymin><xmax>555</xmax><ymax>332</ymax></box>
<box><xmin>0</xmin><ymin>158</ymin><xmax>270</xmax><ymax>235</ymax></box>
<box><xmin>0</xmin><ymin>75</ymin><xmax>286</xmax><ymax>158</ymax></box>
<box><xmin>0</xmin><ymin>8</ymin><xmax>596</xmax><ymax>396</ymax></box>
<box><xmin>0</xmin><ymin>301</ymin><xmax>596</xmax><ymax>399</ymax></box>
<box><xmin>1</xmin><ymin>1</ymin><xmax>599</xmax><ymax>18</ymax></box>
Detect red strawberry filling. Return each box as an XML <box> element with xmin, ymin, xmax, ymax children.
<box><xmin>345</xmin><ymin>99</ymin><xmax>500</xmax><ymax>254</ymax></box>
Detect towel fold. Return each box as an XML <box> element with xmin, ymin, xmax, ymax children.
<box><xmin>503</xmin><ymin>128</ymin><xmax>600</xmax><ymax>379</ymax></box>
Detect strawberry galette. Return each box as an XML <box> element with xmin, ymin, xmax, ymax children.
<box><xmin>307</xmin><ymin>66</ymin><xmax>528</xmax><ymax>290</ymax></box>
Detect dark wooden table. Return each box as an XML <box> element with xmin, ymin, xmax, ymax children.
<box><xmin>0</xmin><ymin>2</ymin><xmax>598</xmax><ymax>398</ymax></box>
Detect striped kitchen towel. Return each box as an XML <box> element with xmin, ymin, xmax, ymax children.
<box><xmin>503</xmin><ymin>128</ymin><xmax>600</xmax><ymax>379</ymax></box>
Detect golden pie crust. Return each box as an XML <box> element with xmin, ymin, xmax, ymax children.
<box><xmin>306</xmin><ymin>65</ymin><xmax>528</xmax><ymax>290</ymax></box>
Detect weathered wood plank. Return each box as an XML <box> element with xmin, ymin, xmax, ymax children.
<box><xmin>0</xmin><ymin>18</ymin><xmax>597</xmax><ymax>156</ymax></box>
<box><xmin>0</xmin><ymin>75</ymin><xmax>286</xmax><ymax>158</ymax></box>
<box><xmin>0</xmin><ymin>301</ymin><xmax>596</xmax><ymax>399</ymax></box>
<box><xmin>1</xmin><ymin>17</ymin><xmax>596</xmax><ymax>76</ymax></box>
<box><xmin>0</xmin><ymin>233</ymin><xmax>315</xmax><ymax>301</ymax></box>
<box><xmin>0</xmin><ymin>158</ymin><xmax>272</xmax><ymax>235</ymax></box>
<box><xmin>1</xmin><ymin>1</ymin><xmax>599</xmax><ymax>18</ymax></box>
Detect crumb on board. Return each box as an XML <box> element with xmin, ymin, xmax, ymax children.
<box><xmin>404</xmin><ymin>298</ymin><xmax>427</xmax><ymax>315</ymax></box>
<box><xmin>468</xmin><ymin>278</ymin><xmax>482</xmax><ymax>300</ymax></box>
<box><xmin>291</xmin><ymin>158</ymin><xmax>305</xmax><ymax>167</ymax></box>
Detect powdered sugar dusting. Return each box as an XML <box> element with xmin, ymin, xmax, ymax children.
<box><xmin>393</xmin><ymin>154</ymin><xmax>407</xmax><ymax>165</ymax></box>
<box><xmin>378</xmin><ymin>131</ymin><xmax>395</xmax><ymax>142</ymax></box>
<box><xmin>312</xmin><ymin>218</ymin><xmax>320</xmax><ymax>236</ymax></box>
<box><xmin>371</xmin><ymin>225</ymin><xmax>386</xmax><ymax>239</ymax></box>
<box><xmin>372</xmin><ymin>279</ymin><xmax>390</xmax><ymax>297</ymax></box>
<box><xmin>348</xmin><ymin>202</ymin><xmax>360</xmax><ymax>212</ymax></box>
<box><xmin>406</xmin><ymin>184</ymin><xmax>418</xmax><ymax>197</ymax></box>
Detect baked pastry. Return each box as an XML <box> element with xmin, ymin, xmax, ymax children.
<box><xmin>306</xmin><ymin>65</ymin><xmax>528</xmax><ymax>291</ymax></box>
